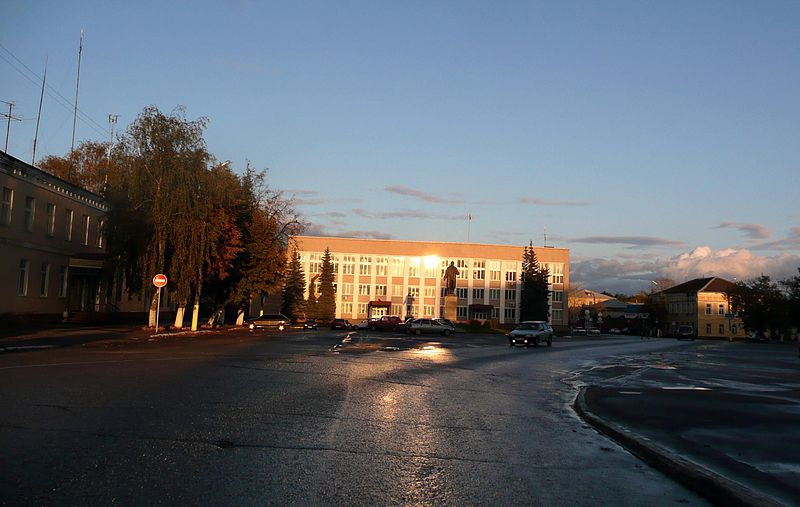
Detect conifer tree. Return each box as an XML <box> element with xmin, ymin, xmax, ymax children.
<box><xmin>281</xmin><ymin>251</ymin><xmax>306</xmax><ymax>322</ymax></box>
<box><xmin>317</xmin><ymin>248</ymin><xmax>336</xmax><ymax>321</ymax></box>
<box><xmin>519</xmin><ymin>243</ymin><xmax>551</xmax><ymax>321</ymax></box>
<box><xmin>306</xmin><ymin>276</ymin><xmax>318</xmax><ymax>319</ymax></box>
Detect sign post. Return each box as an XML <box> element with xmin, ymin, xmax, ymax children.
<box><xmin>152</xmin><ymin>273</ymin><xmax>168</xmax><ymax>331</ymax></box>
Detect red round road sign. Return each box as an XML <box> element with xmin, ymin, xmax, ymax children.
<box><xmin>152</xmin><ymin>273</ymin><xmax>168</xmax><ymax>288</ymax></box>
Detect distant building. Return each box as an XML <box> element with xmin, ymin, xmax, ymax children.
<box><xmin>653</xmin><ymin>277</ymin><xmax>744</xmax><ymax>339</ymax></box>
<box><xmin>1</xmin><ymin>151</ymin><xmax>108</xmax><ymax>321</ymax></box>
<box><xmin>268</xmin><ymin>236</ymin><xmax>570</xmax><ymax>328</ymax></box>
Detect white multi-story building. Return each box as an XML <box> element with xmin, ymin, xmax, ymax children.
<box><xmin>287</xmin><ymin>235</ymin><xmax>570</xmax><ymax>328</ymax></box>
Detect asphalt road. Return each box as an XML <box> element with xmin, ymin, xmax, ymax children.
<box><xmin>0</xmin><ymin>329</ymin><xmax>714</xmax><ymax>506</ymax></box>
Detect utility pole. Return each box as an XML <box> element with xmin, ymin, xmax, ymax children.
<box><xmin>1</xmin><ymin>100</ymin><xmax>22</xmax><ymax>153</ymax></box>
<box><xmin>71</xmin><ymin>29</ymin><xmax>84</xmax><ymax>152</ymax></box>
<box><xmin>107</xmin><ymin>114</ymin><xmax>118</xmax><ymax>146</ymax></box>
<box><xmin>32</xmin><ymin>57</ymin><xmax>48</xmax><ymax>165</ymax></box>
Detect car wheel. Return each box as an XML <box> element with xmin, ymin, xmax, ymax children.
<box><xmin>442</xmin><ymin>329</ymin><xmax>451</xmax><ymax>336</ymax></box>
<box><xmin>533</xmin><ymin>336</ymin><xmax>540</xmax><ymax>347</ymax></box>
<box><xmin>370</xmin><ymin>325</ymin><xmax>376</xmax><ymax>331</ymax></box>
<box><xmin>547</xmin><ymin>335</ymin><xmax>553</xmax><ymax>347</ymax></box>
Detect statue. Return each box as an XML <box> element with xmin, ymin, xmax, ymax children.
<box><xmin>443</xmin><ymin>261</ymin><xmax>459</xmax><ymax>295</ymax></box>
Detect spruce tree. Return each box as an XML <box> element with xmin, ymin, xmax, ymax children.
<box><xmin>281</xmin><ymin>251</ymin><xmax>306</xmax><ymax>322</ymax></box>
<box><xmin>306</xmin><ymin>276</ymin><xmax>318</xmax><ymax>319</ymax></box>
<box><xmin>519</xmin><ymin>243</ymin><xmax>551</xmax><ymax>322</ymax></box>
<box><xmin>317</xmin><ymin>248</ymin><xmax>337</xmax><ymax>321</ymax></box>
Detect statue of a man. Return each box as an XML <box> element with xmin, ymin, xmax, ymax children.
<box><xmin>443</xmin><ymin>261</ymin><xmax>459</xmax><ymax>295</ymax></box>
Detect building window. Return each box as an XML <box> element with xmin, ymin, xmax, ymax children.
<box><xmin>718</xmin><ymin>304</ymin><xmax>725</xmax><ymax>315</ymax></box>
<box><xmin>552</xmin><ymin>291</ymin><xmax>563</xmax><ymax>302</ymax></box>
<box><xmin>342</xmin><ymin>255</ymin><xmax>355</xmax><ymax>275</ymax></box>
<box><xmin>408</xmin><ymin>286</ymin><xmax>420</xmax><ymax>297</ymax></box>
<box><xmin>488</xmin><ymin>289</ymin><xmax>500</xmax><ymax>300</ymax></box>
<box><xmin>18</xmin><ymin>259</ymin><xmax>29</xmax><ymax>296</ymax></box>
<box><xmin>341</xmin><ymin>302</ymin><xmax>353</xmax><ymax>315</ymax></box>
<box><xmin>375</xmin><ymin>257</ymin><xmax>388</xmax><ymax>276</ymax></box>
<box><xmin>24</xmin><ymin>196</ymin><xmax>35</xmax><ymax>232</ymax></box>
<box><xmin>472</xmin><ymin>288</ymin><xmax>484</xmax><ymax>300</ymax></box>
<box><xmin>706</xmin><ymin>323</ymin><xmax>712</xmax><ymax>334</ymax></box>
<box><xmin>81</xmin><ymin>215</ymin><xmax>90</xmax><ymax>245</ymax></box>
<box><xmin>423</xmin><ymin>305</ymin><xmax>434</xmax><ymax>316</ymax></box>
<box><xmin>1</xmin><ymin>187</ymin><xmax>12</xmax><ymax>225</ymax></box>
<box><xmin>456</xmin><ymin>259</ymin><xmax>468</xmax><ymax>279</ymax></box>
<box><xmin>491</xmin><ymin>308</ymin><xmax>500</xmax><ymax>319</ymax></box>
<box><xmin>96</xmin><ymin>218</ymin><xmax>106</xmax><ymax>248</ymax></box>
<box><xmin>358</xmin><ymin>303</ymin><xmax>369</xmax><ymax>314</ymax></box>
<box><xmin>705</xmin><ymin>303</ymin><xmax>712</xmax><ymax>315</ymax></box>
<box><xmin>408</xmin><ymin>258</ymin><xmax>420</xmax><ymax>277</ymax></box>
<box><xmin>358</xmin><ymin>284</ymin><xmax>370</xmax><ymax>295</ymax></box>
<box><xmin>504</xmin><ymin>308</ymin><xmax>516</xmax><ymax>320</ymax></box>
<box><xmin>359</xmin><ymin>256</ymin><xmax>372</xmax><ymax>275</ymax></box>
<box><xmin>424</xmin><ymin>287</ymin><xmax>435</xmax><ymax>297</ymax></box>
<box><xmin>505</xmin><ymin>271</ymin><xmax>517</xmax><ymax>282</ymax></box>
<box><xmin>375</xmin><ymin>284</ymin><xmax>387</xmax><ymax>297</ymax></box>
<box><xmin>341</xmin><ymin>283</ymin><xmax>353</xmax><ymax>295</ymax></box>
<box><xmin>59</xmin><ymin>266</ymin><xmax>68</xmax><ymax>297</ymax></box>
<box><xmin>505</xmin><ymin>289</ymin><xmax>516</xmax><ymax>300</ymax></box>
<box><xmin>552</xmin><ymin>309</ymin><xmax>563</xmax><ymax>321</ymax></box>
<box><xmin>472</xmin><ymin>260</ymin><xmax>485</xmax><ymax>280</ymax></box>
<box><xmin>457</xmin><ymin>306</ymin><xmax>467</xmax><ymax>318</ymax></box>
<box><xmin>732</xmin><ymin>324</ymin><xmax>738</xmax><ymax>335</ymax></box>
<box><xmin>65</xmin><ymin>209</ymin><xmax>74</xmax><ymax>241</ymax></box>
<box><xmin>392</xmin><ymin>285</ymin><xmax>404</xmax><ymax>297</ymax></box>
<box><xmin>46</xmin><ymin>203</ymin><xmax>56</xmax><ymax>237</ymax></box>
<box><xmin>719</xmin><ymin>324</ymin><xmax>725</xmax><ymax>334</ymax></box>
<box><xmin>456</xmin><ymin>287</ymin><xmax>468</xmax><ymax>299</ymax></box>
<box><xmin>391</xmin><ymin>304</ymin><xmax>403</xmax><ymax>315</ymax></box>
<box><xmin>391</xmin><ymin>257</ymin><xmax>404</xmax><ymax>276</ymax></box>
<box><xmin>40</xmin><ymin>262</ymin><xmax>50</xmax><ymax>297</ymax></box>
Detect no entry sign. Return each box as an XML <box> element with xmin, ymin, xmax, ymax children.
<box><xmin>152</xmin><ymin>273</ymin><xmax>168</xmax><ymax>288</ymax></box>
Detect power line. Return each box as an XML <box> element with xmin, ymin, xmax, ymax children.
<box><xmin>1</xmin><ymin>100</ymin><xmax>23</xmax><ymax>152</ymax></box>
<box><xmin>0</xmin><ymin>42</ymin><xmax>110</xmax><ymax>141</ymax></box>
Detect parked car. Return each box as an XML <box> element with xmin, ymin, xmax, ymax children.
<box><xmin>508</xmin><ymin>321</ymin><xmax>553</xmax><ymax>347</ymax></box>
<box><xmin>330</xmin><ymin>318</ymin><xmax>353</xmax><ymax>330</ymax></box>
<box><xmin>608</xmin><ymin>328</ymin><xmax>620</xmax><ymax>334</ymax></box>
<box><xmin>247</xmin><ymin>313</ymin><xmax>289</xmax><ymax>331</ymax></box>
<box><xmin>435</xmin><ymin>318</ymin><xmax>456</xmax><ymax>328</ymax></box>
<box><xmin>353</xmin><ymin>319</ymin><xmax>371</xmax><ymax>330</ymax></box>
<box><xmin>676</xmin><ymin>325</ymin><xmax>695</xmax><ymax>340</ymax></box>
<box><xmin>406</xmin><ymin>318</ymin><xmax>455</xmax><ymax>336</ymax></box>
<box><xmin>588</xmin><ymin>328</ymin><xmax>601</xmax><ymax>336</ymax></box>
<box><xmin>572</xmin><ymin>327</ymin><xmax>587</xmax><ymax>336</ymax></box>
<box><xmin>369</xmin><ymin>315</ymin><xmax>403</xmax><ymax>331</ymax></box>
<box><xmin>303</xmin><ymin>318</ymin><xmax>318</xmax><ymax>330</ymax></box>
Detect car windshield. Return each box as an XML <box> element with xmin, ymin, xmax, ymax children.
<box><xmin>518</xmin><ymin>323</ymin><xmax>543</xmax><ymax>330</ymax></box>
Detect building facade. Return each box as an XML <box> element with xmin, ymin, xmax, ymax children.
<box><xmin>1</xmin><ymin>151</ymin><xmax>108</xmax><ymax>320</ymax></box>
<box><xmin>655</xmin><ymin>277</ymin><xmax>744</xmax><ymax>339</ymax></box>
<box><xmin>287</xmin><ymin>236</ymin><xmax>570</xmax><ymax>328</ymax></box>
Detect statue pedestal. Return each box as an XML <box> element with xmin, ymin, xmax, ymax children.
<box><xmin>443</xmin><ymin>294</ymin><xmax>458</xmax><ymax>322</ymax></box>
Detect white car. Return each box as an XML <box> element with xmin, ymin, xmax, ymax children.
<box><xmin>508</xmin><ymin>321</ymin><xmax>553</xmax><ymax>347</ymax></box>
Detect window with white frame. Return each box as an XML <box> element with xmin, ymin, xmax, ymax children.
<box><xmin>46</xmin><ymin>203</ymin><xmax>56</xmax><ymax>237</ymax></box>
<box><xmin>408</xmin><ymin>258</ymin><xmax>420</xmax><ymax>277</ymax></box>
<box><xmin>472</xmin><ymin>260</ymin><xmax>485</xmax><ymax>280</ymax></box>
<box><xmin>375</xmin><ymin>257</ymin><xmax>388</xmax><ymax>276</ymax></box>
<box><xmin>441</xmin><ymin>287</ymin><xmax>448</xmax><ymax>298</ymax></box>
<box><xmin>18</xmin><ymin>259</ymin><xmax>29</xmax><ymax>296</ymax></box>
<box><xmin>1</xmin><ymin>187</ymin><xmax>12</xmax><ymax>225</ymax></box>
<box><xmin>96</xmin><ymin>218</ymin><xmax>105</xmax><ymax>248</ymax></box>
<box><xmin>488</xmin><ymin>289</ymin><xmax>500</xmax><ymax>300</ymax></box>
<box><xmin>391</xmin><ymin>257</ymin><xmax>404</xmax><ymax>276</ymax></box>
<box><xmin>358</xmin><ymin>284</ymin><xmax>370</xmax><ymax>295</ymax></box>
<box><xmin>457</xmin><ymin>306</ymin><xmax>467</xmax><ymax>318</ymax></box>
<box><xmin>424</xmin><ymin>287</ymin><xmax>435</xmax><ymax>297</ymax></box>
<box><xmin>342</xmin><ymin>255</ymin><xmax>355</xmax><ymax>275</ymax></box>
<box><xmin>408</xmin><ymin>286</ymin><xmax>420</xmax><ymax>297</ymax></box>
<box><xmin>81</xmin><ymin>215</ymin><xmax>90</xmax><ymax>245</ymax></box>
<box><xmin>472</xmin><ymin>288</ymin><xmax>484</xmax><ymax>300</ymax></box>
<box><xmin>392</xmin><ymin>285</ymin><xmax>404</xmax><ymax>297</ymax></box>
<box><xmin>505</xmin><ymin>271</ymin><xmax>517</xmax><ymax>282</ymax></box>
<box><xmin>341</xmin><ymin>283</ymin><xmax>354</xmax><ymax>295</ymax></box>
<box><xmin>39</xmin><ymin>262</ymin><xmax>50</xmax><ymax>297</ymax></box>
<box><xmin>59</xmin><ymin>266</ymin><xmax>68</xmax><ymax>297</ymax></box>
<box><xmin>552</xmin><ymin>309</ymin><xmax>563</xmax><ymax>321</ymax></box>
<box><xmin>706</xmin><ymin>323</ymin><xmax>712</xmax><ymax>334</ymax></box>
<box><xmin>358</xmin><ymin>303</ymin><xmax>369</xmax><ymax>314</ymax></box>
<box><xmin>375</xmin><ymin>284</ymin><xmax>387</xmax><ymax>297</ymax></box>
<box><xmin>341</xmin><ymin>302</ymin><xmax>353</xmax><ymax>315</ymax></box>
<box><xmin>505</xmin><ymin>289</ymin><xmax>516</xmax><ymax>300</ymax></box>
<box><xmin>391</xmin><ymin>304</ymin><xmax>403</xmax><ymax>315</ymax></box>
<box><xmin>24</xmin><ymin>196</ymin><xmax>35</xmax><ymax>232</ymax></box>
<box><xmin>719</xmin><ymin>324</ymin><xmax>725</xmax><ymax>334</ymax></box>
<box><xmin>456</xmin><ymin>259</ymin><xmax>468</xmax><ymax>279</ymax></box>
<box><xmin>359</xmin><ymin>256</ymin><xmax>371</xmax><ymax>275</ymax></box>
<box><xmin>423</xmin><ymin>305</ymin><xmax>434</xmax><ymax>316</ymax></box>
<box><xmin>64</xmin><ymin>209</ymin><xmax>74</xmax><ymax>241</ymax></box>
<box><xmin>545</xmin><ymin>263</ymin><xmax>565</xmax><ymax>284</ymax></box>
<box><xmin>309</xmin><ymin>252</ymin><xmax>322</xmax><ymax>274</ymax></box>
<box><xmin>491</xmin><ymin>308</ymin><xmax>500</xmax><ymax>319</ymax></box>
<box><xmin>718</xmin><ymin>303</ymin><xmax>725</xmax><ymax>315</ymax></box>
<box><xmin>456</xmin><ymin>287</ymin><xmax>468</xmax><ymax>299</ymax></box>
<box><xmin>488</xmin><ymin>260</ymin><xmax>500</xmax><ymax>281</ymax></box>
<box><xmin>552</xmin><ymin>291</ymin><xmax>563</xmax><ymax>302</ymax></box>
<box><xmin>705</xmin><ymin>303</ymin><xmax>712</xmax><ymax>315</ymax></box>
<box><xmin>504</xmin><ymin>308</ymin><xmax>516</xmax><ymax>320</ymax></box>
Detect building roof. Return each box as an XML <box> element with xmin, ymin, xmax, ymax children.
<box><xmin>659</xmin><ymin>277</ymin><xmax>735</xmax><ymax>295</ymax></box>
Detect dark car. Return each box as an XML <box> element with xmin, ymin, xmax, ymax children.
<box><xmin>508</xmin><ymin>321</ymin><xmax>553</xmax><ymax>347</ymax></box>
<box><xmin>303</xmin><ymin>318</ymin><xmax>318</xmax><ymax>330</ymax></box>
<box><xmin>406</xmin><ymin>318</ymin><xmax>455</xmax><ymax>336</ymax></box>
<box><xmin>676</xmin><ymin>325</ymin><xmax>695</xmax><ymax>340</ymax></box>
<box><xmin>330</xmin><ymin>318</ymin><xmax>353</xmax><ymax>330</ymax></box>
<box><xmin>247</xmin><ymin>313</ymin><xmax>289</xmax><ymax>331</ymax></box>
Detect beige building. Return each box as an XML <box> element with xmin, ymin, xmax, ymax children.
<box><xmin>286</xmin><ymin>235</ymin><xmax>569</xmax><ymax>328</ymax></box>
<box><xmin>1</xmin><ymin>151</ymin><xmax>108</xmax><ymax>320</ymax></box>
<box><xmin>655</xmin><ymin>277</ymin><xmax>744</xmax><ymax>339</ymax></box>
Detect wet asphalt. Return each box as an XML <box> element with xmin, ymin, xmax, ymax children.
<box><xmin>0</xmin><ymin>327</ymin><xmax>792</xmax><ymax>505</ymax></box>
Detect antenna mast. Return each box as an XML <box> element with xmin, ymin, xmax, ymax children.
<box><xmin>32</xmin><ymin>57</ymin><xmax>48</xmax><ymax>165</ymax></box>
<box><xmin>71</xmin><ymin>29</ymin><xmax>84</xmax><ymax>152</ymax></box>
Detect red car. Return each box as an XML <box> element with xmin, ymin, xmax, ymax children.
<box><xmin>368</xmin><ymin>315</ymin><xmax>402</xmax><ymax>331</ymax></box>
<box><xmin>330</xmin><ymin>318</ymin><xmax>353</xmax><ymax>330</ymax></box>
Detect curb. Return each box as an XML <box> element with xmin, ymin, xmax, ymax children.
<box><xmin>572</xmin><ymin>386</ymin><xmax>785</xmax><ymax>507</ymax></box>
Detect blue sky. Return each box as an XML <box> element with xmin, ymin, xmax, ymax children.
<box><xmin>3</xmin><ymin>1</ymin><xmax>799</xmax><ymax>293</ymax></box>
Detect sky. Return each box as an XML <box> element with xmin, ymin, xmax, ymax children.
<box><xmin>2</xmin><ymin>0</ymin><xmax>799</xmax><ymax>294</ymax></box>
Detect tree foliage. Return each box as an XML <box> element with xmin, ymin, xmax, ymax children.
<box><xmin>728</xmin><ymin>275</ymin><xmax>789</xmax><ymax>338</ymax></box>
<box><xmin>519</xmin><ymin>243</ymin><xmax>550</xmax><ymax>321</ymax></box>
<box><xmin>317</xmin><ymin>248</ymin><xmax>336</xmax><ymax>321</ymax></box>
<box><xmin>282</xmin><ymin>251</ymin><xmax>306</xmax><ymax>322</ymax></box>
